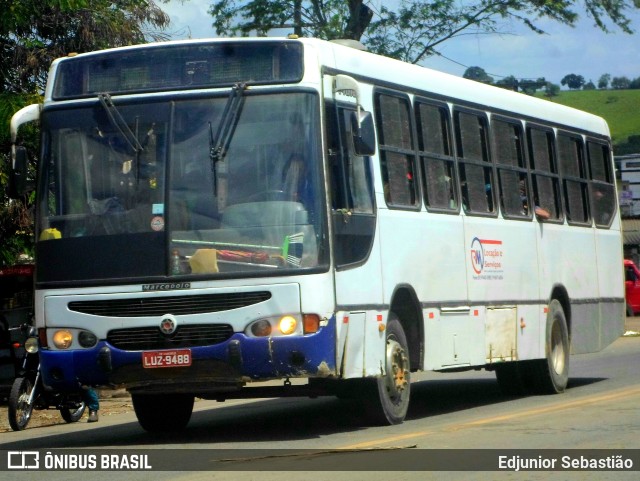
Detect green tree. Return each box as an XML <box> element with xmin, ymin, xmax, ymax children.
<box><xmin>543</xmin><ymin>82</ymin><xmax>560</xmax><ymax>98</ymax></box>
<box><xmin>209</xmin><ymin>0</ymin><xmax>639</xmax><ymax>64</ymax></box>
<box><xmin>598</xmin><ymin>73</ymin><xmax>611</xmax><ymax>89</ymax></box>
<box><xmin>611</xmin><ymin>76</ymin><xmax>631</xmax><ymax>89</ymax></box>
<box><xmin>1</xmin><ymin>0</ymin><xmax>171</xmax><ymax>94</ymax></box>
<box><xmin>583</xmin><ymin>80</ymin><xmax>596</xmax><ymax>90</ymax></box>
<box><xmin>463</xmin><ymin>66</ymin><xmax>494</xmax><ymax>84</ymax></box>
<box><xmin>494</xmin><ymin>75</ymin><xmax>519</xmax><ymax>91</ymax></box>
<box><xmin>518</xmin><ymin>77</ymin><xmax>547</xmax><ymax>95</ymax></box>
<box><xmin>561</xmin><ymin>73</ymin><xmax>586</xmax><ymax>90</ymax></box>
<box><xmin>1</xmin><ymin>0</ymin><xmax>172</xmax><ymax>266</ymax></box>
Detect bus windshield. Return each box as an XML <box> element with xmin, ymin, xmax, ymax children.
<box><xmin>36</xmin><ymin>91</ymin><xmax>326</xmax><ymax>283</ymax></box>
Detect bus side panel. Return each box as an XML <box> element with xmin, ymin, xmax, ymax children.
<box><xmin>463</xmin><ymin>215</ymin><xmax>541</xmax><ymax>363</ymax></box>
<box><xmin>537</xmin><ymin>223</ymin><xmax>600</xmax><ymax>354</ymax></box>
<box><xmin>377</xmin><ymin>205</ymin><xmax>469</xmax><ymax>370</ymax></box>
<box><xmin>595</xmin><ymin>224</ymin><xmax>625</xmax><ymax>348</ymax></box>
<box><xmin>378</xmin><ymin>208</ymin><xmax>468</xmax><ymax>307</ymax></box>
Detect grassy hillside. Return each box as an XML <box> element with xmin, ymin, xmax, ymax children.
<box><xmin>538</xmin><ymin>89</ymin><xmax>640</xmax><ymax>149</ymax></box>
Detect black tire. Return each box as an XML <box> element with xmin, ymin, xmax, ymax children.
<box><xmin>132</xmin><ymin>393</ymin><xmax>194</xmax><ymax>433</ymax></box>
<box><xmin>362</xmin><ymin>316</ymin><xmax>411</xmax><ymax>425</ymax></box>
<box><xmin>627</xmin><ymin>304</ymin><xmax>634</xmax><ymax>317</ymax></box>
<box><xmin>60</xmin><ymin>400</ymin><xmax>86</xmax><ymax>423</ymax></box>
<box><xmin>529</xmin><ymin>299</ymin><xmax>570</xmax><ymax>394</ymax></box>
<box><xmin>8</xmin><ymin>376</ymin><xmax>35</xmax><ymax>431</ymax></box>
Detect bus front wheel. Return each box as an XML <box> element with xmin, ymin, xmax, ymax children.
<box><xmin>132</xmin><ymin>393</ymin><xmax>194</xmax><ymax>433</ymax></box>
<box><xmin>363</xmin><ymin>316</ymin><xmax>411</xmax><ymax>425</ymax></box>
<box><xmin>530</xmin><ymin>299</ymin><xmax>570</xmax><ymax>394</ymax></box>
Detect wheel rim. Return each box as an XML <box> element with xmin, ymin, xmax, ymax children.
<box><xmin>384</xmin><ymin>338</ymin><xmax>410</xmax><ymax>401</ymax></box>
<box><xmin>549</xmin><ymin>318</ymin><xmax>566</xmax><ymax>375</ymax></box>
<box><xmin>17</xmin><ymin>380</ymin><xmax>34</xmax><ymax>427</ymax></box>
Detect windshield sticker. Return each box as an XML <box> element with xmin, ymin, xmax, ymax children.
<box><xmin>150</xmin><ymin>216</ymin><xmax>165</xmax><ymax>232</ymax></box>
<box><xmin>470</xmin><ymin>237</ymin><xmax>503</xmax><ymax>280</ymax></box>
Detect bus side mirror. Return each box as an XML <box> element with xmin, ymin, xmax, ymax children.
<box><xmin>8</xmin><ymin>146</ymin><xmax>29</xmax><ymax>198</ymax></box>
<box><xmin>351</xmin><ymin>110</ymin><xmax>375</xmax><ymax>156</ymax></box>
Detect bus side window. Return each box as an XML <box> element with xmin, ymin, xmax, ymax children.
<box><xmin>587</xmin><ymin>140</ymin><xmax>616</xmax><ymax>227</ymax></box>
<box><xmin>415</xmin><ymin>100</ymin><xmax>457</xmax><ymax>211</ymax></box>
<box><xmin>375</xmin><ymin>93</ymin><xmax>419</xmax><ymax>208</ymax></box>
<box><xmin>454</xmin><ymin>109</ymin><xmax>494</xmax><ymax>214</ymax></box>
<box><xmin>528</xmin><ymin>126</ymin><xmax>562</xmax><ymax>221</ymax></box>
<box><xmin>558</xmin><ymin>132</ymin><xmax>590</xmax><ymax>225</ymax></box>
<box><xmin>492</xmin><ymin>118</ymin><xmax>529</xmax><ymax>218</ymax></box>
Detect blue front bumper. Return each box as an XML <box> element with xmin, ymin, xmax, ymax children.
<box><xmin>39</xmin><ymin>317</ymin><xmax>337</xmax><ymax>391</ymax></box>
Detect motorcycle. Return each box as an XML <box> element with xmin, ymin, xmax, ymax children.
<box><xmin>8</xmin><ymin>324</ymin><xmax>86</xmax><ymax>431</ymax></box>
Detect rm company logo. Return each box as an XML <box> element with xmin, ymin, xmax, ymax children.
<box><xmin>470</xmin><ymin>237</ymin><xmax>485</xmax><ymax>275</ymax></box>
<box><xmin>470</xmin><ymin>237</ymin><xmax>504</xmax><ymax>278</ymax></box>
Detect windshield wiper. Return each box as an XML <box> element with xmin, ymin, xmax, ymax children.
<box><xmin>98</xmin><ymin>93</ymin><xmax>143</xmax><ymax>154</ymax></box>
<box><xmin>209</xmin><ymin>82</ymin><xmax>247</xmax><ymax>194</ymax></box>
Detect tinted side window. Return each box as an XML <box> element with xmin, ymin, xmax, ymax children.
<box><xmin>527</xmin><ymin>127</ymin><xmax>562</xmax><ymax>221</ymax></box>
<box><xmin>416</xmin><ymin>101</ymin><xmax>457</xmax><ymax>211</ymax></box>
<box><xmin>492</xmin><ymin>119</ymin><xmax>529</xmax><ymax>218</ymax></box>
<box><xmin>375</xmin><ymin>93</ymin><xmax>419</xmax><ymax>208</ymax></box>
<box><xmin>558</xmin><ymin>133</ymin><xmax>590</xmax><ymax>225</ymax></box>
<box><xmin>587</xmin><ymin>140</ymin><xmax>616</xmax><ymax>227</ymax></box>
<box><xmin>454</xmin><ymin>110</ymin><xmax>494</xmax><ymax>215</ymax></box>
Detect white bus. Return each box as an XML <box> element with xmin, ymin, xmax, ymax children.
<box><xmin>615</xmin><ymin>154</ymin><xmax>640</xmax><ymax>217</ymax></box>
<box><xmin>9</xmin><ymin>36</ymin><xmax>624</xmax><ymax>432</ymax></box>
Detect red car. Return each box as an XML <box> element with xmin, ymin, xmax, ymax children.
<box><xmin>625</xmin><ymin>259</ymin><xmax>640</xmax><ymax>316</ymax></box>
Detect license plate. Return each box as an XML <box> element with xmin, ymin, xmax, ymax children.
<box><xmin>142</xmin><ymin>349</ymin><xmax>192</xmax><ymax>368</ymax></box>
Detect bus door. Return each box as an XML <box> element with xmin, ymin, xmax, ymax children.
<box><xmin>325</xmin><ymin>96</ymin><xmax>382</xmax><ymax>378</ymax></box>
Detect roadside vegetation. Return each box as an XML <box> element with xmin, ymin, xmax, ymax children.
<box><xmin>539</xmin><ymin>89</ymin><xmax>640</xmax><ymax>153</ymax></box>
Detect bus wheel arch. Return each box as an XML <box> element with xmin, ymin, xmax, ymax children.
<box><xmin>389</xmin><ymin>284</ymin><xmax>423</xmax><ymax>372</ymax></box>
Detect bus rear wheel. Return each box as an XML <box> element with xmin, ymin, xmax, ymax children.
<box><xmin>529</xmin><ymin>299</ymin><xmax>570</xmax><ymax>394</ymax></box>
<box><xmin>132</xmin><ymin>393</ymin><xmax>194</xmax><ymax>433</ymax></box>
<box><xmin>362</xmin><ymin>316</ymin><xmax>411</xmax><ymax>425</ymax></box>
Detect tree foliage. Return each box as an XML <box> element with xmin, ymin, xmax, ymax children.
<box><xmin>1</xmin><ymin>0</ymin><xmax>171</xmax><ymax>94</ymax></box>
<box><xmin>543</xmin><ymin>82</ymin><xmax>561</xmax><ymax>98</ymax></box>
<box><xmin>208</xmin><ymin>0</ymin><xmax>639</xmax><ymax>64</ymax></box>
<box><xmin>598</xmin><ymin>73</ymin><xmax>611</xmax><ymax>89</ymax></box>
<box><xmin>561</xmin><ymin>73</ymin><xmax>586</xmax><ymax>89</ymax></box>
<box><xmin>611</xmin><ymin>76</ymin><xmax>631</xmax><ymax>89</ymax></box>
<box><xmin>463</xmin><ymin>66</ymin><xmax>494</xmax><ymax>84</ymax></box>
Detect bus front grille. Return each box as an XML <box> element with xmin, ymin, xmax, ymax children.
<box><xmin>68</xmin><ymin>291</ymin><xmax>271</xmax><ymax>317</ymax></box>
<box><xmin>107</xmin><ymin>324</ymin><xmax>234</xmax><ymax>350</ymax></box>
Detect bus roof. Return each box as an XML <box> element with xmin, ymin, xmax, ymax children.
<box><xmin>46</xmin><ymin>36</ymin><xmax>609</xmax><ymax>137</ymax></box>
<box><xmin>302</xmin><ymin>37</ymin><xmax>609</xmax><ymax>137</ymax></box>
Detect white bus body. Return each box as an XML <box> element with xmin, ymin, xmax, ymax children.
<box><xmin>10</xmin><ymin>37</ymin><xmax>624</xmax><ymax>431</ymax></box>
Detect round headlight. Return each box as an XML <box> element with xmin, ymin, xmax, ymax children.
<box><xmin>78</xmin><ymin>330</ymin><xmax>98</xmax><ymax>348</ymax></box>
<box><xmin>24</xmin><ymin>337</ymin><xmax>39</xmax><ymax>354</ymax></box>
<box><xmin>250</xmin><ymin>319</ymin><xmax>272</xmax><ymax>337</ymax></box>
<box><xmin>278</xmin><ymin>316</ymin><xmax>297</xmax><ymax>335</ymax></box>
<box><xmin>52</xmin><ymin>330</ymin><xmax>73</xmax><ymax>350</ymax></box>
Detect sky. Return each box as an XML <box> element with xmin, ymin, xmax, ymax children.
<box><xmin>160</xmin><ymin>0</ymin><xmax>640</xmax><ymax>85</ymax></box>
